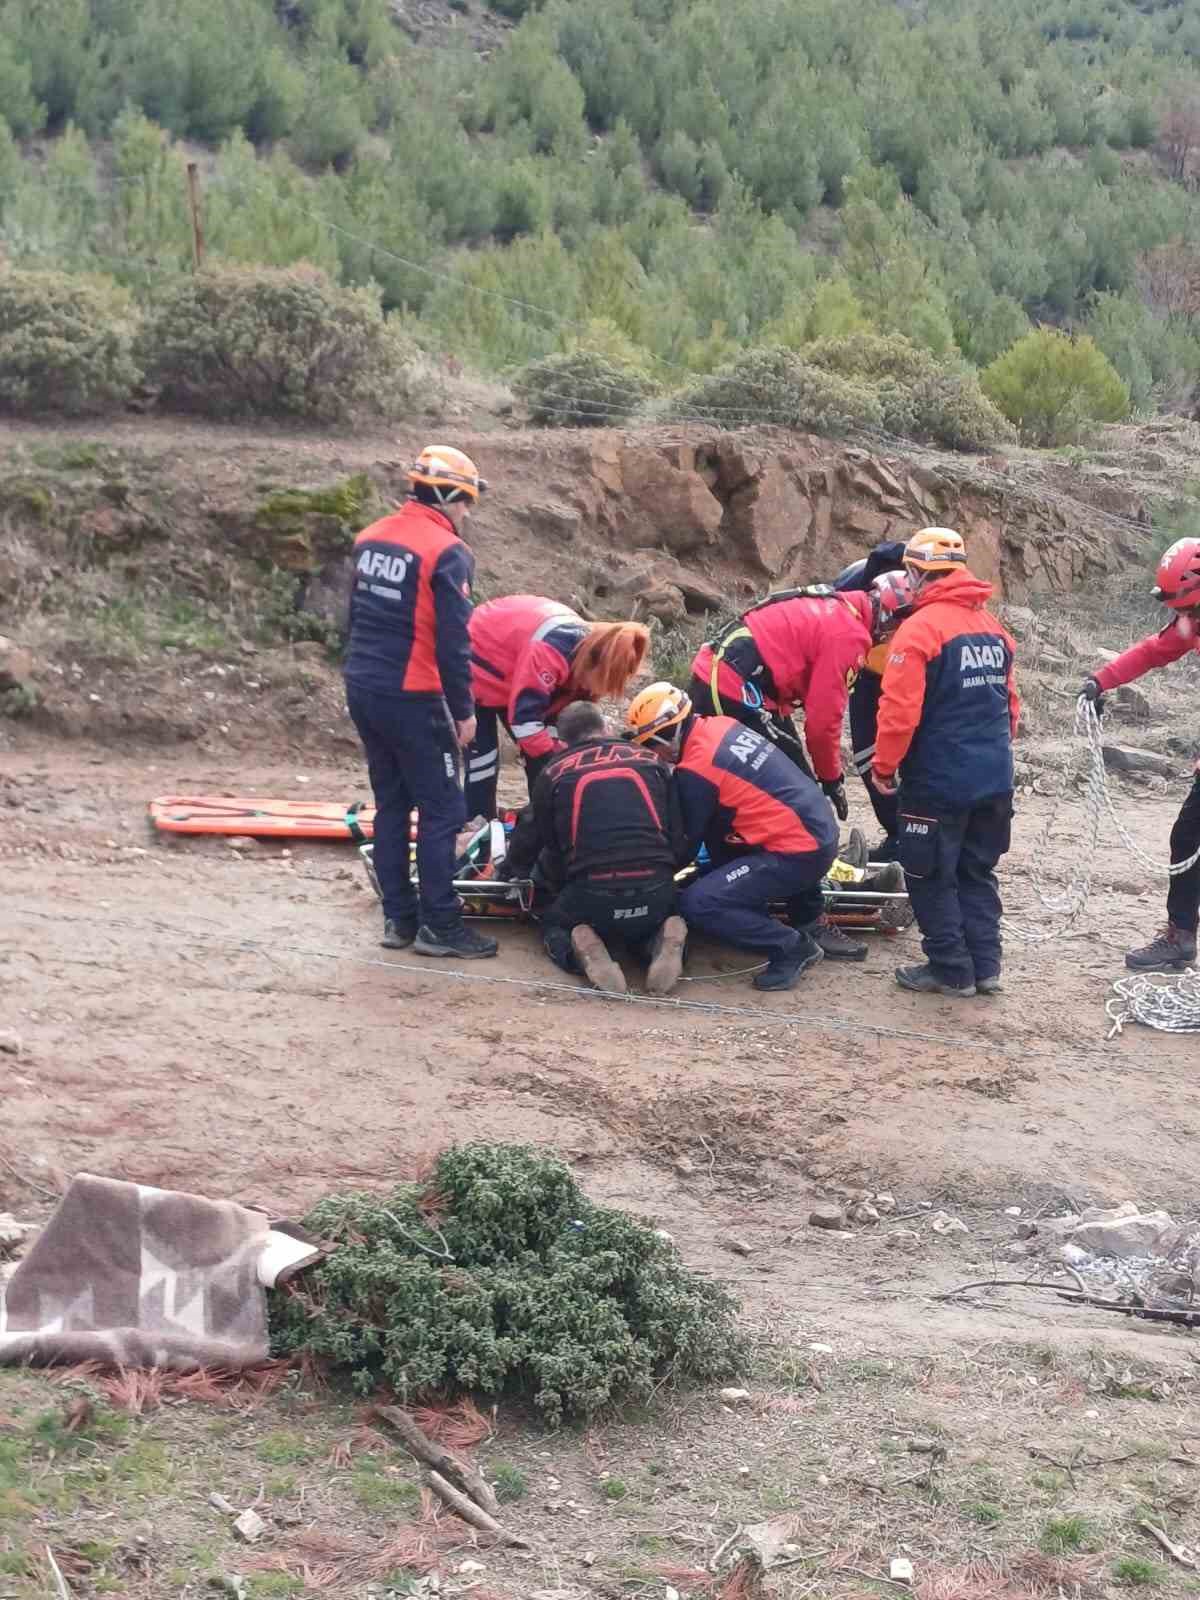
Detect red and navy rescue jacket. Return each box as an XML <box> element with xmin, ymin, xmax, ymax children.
<box><xmin>690</xmin><ymin>590</ymin><xmax>872</xmax><ymax>781</ymax></box>
<box><xmin>514</xmin><ymin>736</ymin><xmax>686</xmax><ymax>884</ymax></box>
<box><xmin>1093</xmin><ymin>615</ymin><xmax>1200</xmax><ymax>693</ymax></box>
<box><xmin>875</xmin><ymin>568</ymin><xmax>1020</xmax><ymax>808</ymax></box>
<box><xmin>343</xmin><ymin>500</ymin><xmax>474</xmax><ymax>719</ymax></box>
<box><xmin>469</xmin><ymin>595</ymin><xmax>590</xmax><ymax>761</ymax></box>
<box><xmin>675</xmin><ymin>715</ymin><xmax>838</xmax><ymax>861</ymax></box>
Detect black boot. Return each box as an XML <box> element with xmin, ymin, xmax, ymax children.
<box><xmin>414</xmin><ymin>921</ymin><xmax>499</xmax><ymax>959</ymax></box>
<box><xmin>754</xmin><ymin>932</ymin><xmax>823</xmax><ymax>991</ymax></box>
<box><xmin>812</xmin><ymin>916</ymin><xmax>868</xmax><ymax>962</ymax></box>
<box><xmin>381</xmin><ymin>917</ymin><xmax>417</xmax><ymax>950</ymax></box>
<box><xmin>1125</xmin><ymin>924</ymin><xmax>1197</xmax><ymax>972</ymax></box>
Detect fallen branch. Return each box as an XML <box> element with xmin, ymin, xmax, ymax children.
<box><xmin>709</xmin><ymin>1523</ymin><xmax>743</xmax><ymax>1573</ymax></box>
<box><xmin>426</xmin><ymin>1471</ymin><xmax>528</xmax><ymax>1549</ymax></box>
<box><xmin>374</xmin><ymin>1404</ymin><xmax>500</xmax><ymax>1516</ymax></box>
<box><xmin>1139</xmin><ymin>1519</ymin><xmax>1197</xmax><ymax>1569</ymax></box>
<box><xmin>934</xmin><ymin>1277</ymin><xmax>1200</xmax><ymax>1325</ymax></box>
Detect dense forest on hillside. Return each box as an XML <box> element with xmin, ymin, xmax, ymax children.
<box><xmin>5</xmin><ymin>0</ymin><xmax>1200</xmax><ymax>411</ymax></box>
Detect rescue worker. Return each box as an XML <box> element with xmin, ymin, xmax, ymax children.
<box><xmin>847</xmin><ymin>570</ymin><xmax>916</xmax><ymax>861</ymax></box>
<box><xmin>626</xmin><ymin>683</ymin><xmax>838</xmax><ymax>992</ymax></box>
<box><xmin>465</xmin><ymin>595</ymin><xmax>649</xmax><ymax>819</ymax></box>
<box><xmin>689</xmin><ymin>579</ymin><xmax>903</xmax><ymax>960</ymax></box>
<box><xmin>1080</xmin><ymin>536</ymin><xmax>1200</xmax><ymax>971</ymax></box>
<box><xmin>505</xmin><ymin>701</ymin><xmax>688</xmax><ymax>996</ymax></box>
<box><xmin>343</xmin><ymin>444</ymin><xmax>497</xmax><ymax>960</ymax></box>
<box><xmin>831</xmin><ymin>539</ymin><xmax>908</xmax><ymax>596</ymax></box>
<box><xmin>832</xmin><ymin>541</ymin><xmax>910</xmax><ymax>860</ymax></box>
<box><xmin>871</xmin><ymin>529</ymin><xmax>1019</xmax><ymax>998</ymax></box>
<box><xmin>688</xmin><ymin>585</ymin><xmax>872</xmax><ymax>809</ymax></box>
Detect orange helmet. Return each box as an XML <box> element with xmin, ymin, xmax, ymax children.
<box><xmin>569</xmin><ymin>622</ymin><xmax>650</xmax><ymax>700</ymax></box>
<box><xmin>904</xmin><ymin>527</ymin><xmax>966</xmax><ymax>573</ymax></box>
<box><xmin>406</xmin><ymin>444</ymin><xmax>488</xmax><ymax>504</ymax></box>
<box><xmin>626</xmin><ymin>682</ymin><xmax>692</xmax><ymax>747</ymax></box>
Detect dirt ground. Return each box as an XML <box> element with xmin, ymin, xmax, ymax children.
<box><xmin>4</xmin><ymin>735</ymin><xmax>1200</xmax><ymax>1600</ymax></box>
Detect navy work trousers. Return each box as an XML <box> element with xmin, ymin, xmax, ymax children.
<box><xmin>345</xmin><ymin>684</ymin><xmax>466</xmax><ymax>930</ymax></box>
<box><xmin>897</xmin><ymin>791</ymin><xmax>1014</xmax><ymax>988</ymax></box>
<box><xmin>680</xmin><ymin>846</ymin><xmax>834</xmax><ymax>957</ymax></box>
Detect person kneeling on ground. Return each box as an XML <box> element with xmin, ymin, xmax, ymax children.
<box><xmin>625</xmin><ymin>684</ymin><xmax>838</xmax><ymax>993</ymax></box>
<box><xmin>504</xmin><ymin>702</ymin><xmax>689</xmax><ymax>996</ymax></box>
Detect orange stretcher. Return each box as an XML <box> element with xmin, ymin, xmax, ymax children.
<box><xmin>148</xmin><ymin>796</ymin><xmax>376</xmax><ymax>840</ymax></box>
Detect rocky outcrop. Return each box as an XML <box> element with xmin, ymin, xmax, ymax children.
<box><xmin>517</xmin><ymin>426</ymin><xmax>1149</xmax><ymax>603</ymax></box>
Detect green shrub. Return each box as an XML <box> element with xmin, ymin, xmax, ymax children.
<box><xmin>137</xmin><ymin>265</ymin><xmax>414</xmax><ymax>421</ymax></box>
<box><xmin>270</xmin><ymin>1142</ymin><xmax>745</xmax><ymax>1424</ymax></box>
<box><xmin>666</xmin><ymin>345</ymin><xmax>883</xmax><ymax>436</ymax></box>
<box><xmin>804</xmin><ymin>333</ymin><xmax>1016</xmax><ymax>451</ymax></box>
<box><xmin>514</xmin><ymin>349</ymin><xmax>655</xmax><ymax>427</ymax></box>
<box><xmin>982</xmin><ymin>326</ymin><xmax>1130</xmax><ymax>445</ymax></box>
<box><xmin>0</xmin><ymin>270</ymin><xmax>140</xmax><ymax>417</ymax></box>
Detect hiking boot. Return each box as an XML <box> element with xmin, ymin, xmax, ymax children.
<box><xmin>814</xmin><ymin>917</ymin><xmax>868</xmax><ymax>961</ymax></box>
<box><xmin>895</xmin><ymin>963</ymin><xmax>976</xmax><ymax>998</ymax></box>
<box><xmin>975</xmin><ymin>974</ymin><xmax>1003</xmax><ymax>996</ymax></box>
<box><xmin>841</xmin><ymin>827</ymin><xmax>868</xmax><ymax>869</ymax></box>
<box><xmin>869</xmin><ymin>837</ymin><xmax>899</xmax><ymax>863</ymax></box>
<box><xmin>1125</xmin><ymin>924</ymin><xmax>1197</xmax><ymax>972</ymax></box>
<box><xmin>646</xmin><ymin>915</ymin><xmax>687</xmax><ymax>995</ymax></box>
<box><xmin>754</xmin><ymin>932</ymin><xmax>823</xmax><ymax>991</ymax></box>
<box><xmin>570</xmin><ymin>925</ymin><xmax>626</xmax><ymax>995</ymax></box>
<box><xmin>380</xmin><ymin>917</ymin><xmax>417</xmax><ymax>950</ymax></box>
<box><xmin>414</xmin><ymin>922</ymin><xmax>499</xmax><ymax>959</ymax></box>
<box><xmin>862</xmin><ymin>860</ymin><xmax>905</xmax><ymax>896</ymax></box>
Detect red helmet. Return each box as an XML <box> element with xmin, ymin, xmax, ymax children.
<box><xmin>870</xmin><ymin>569</ymin><xmax>915</xmax><ymax>637</ymax></box>
<box><xmin>1153</xmin><ymin>538</ymin><xmax>1200</xmax><ymax>611</ymax></box>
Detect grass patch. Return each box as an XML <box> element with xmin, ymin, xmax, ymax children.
<box><xmin>247</xmin><ymin>1576</ymin><xmax>305</xmax><ymax>1598</ymax></box>
<box><xmin>349</xmin><ymin>1456</ymin><xmax>419</xmax><ymax>1512</ymax></box>
<box><xmin>1113</xmin><ymin>1556</ymin><xmax>1162</xmax><ymax>1587</ymax></box>
<box><xmin>490</xmin><ymin>1460</ymin><xmax>527</xmax><ymax>1503</ymax></box>
<box><xmin>966</xmin><ymin>1500</ymin><xmax>1004</xmax><ymax>1525</ymax></box>
<box><xmin>29</xmin><ymin>442</ymin><xmax>109</xmax><ymax>472</ymax></box>
<box><xmin>1041</xmin><ymin>1513</ymin><xmax>1098</xmax><ymax>1554</ymax></box>
<box><xmin>256</xmin><ymin>1430</ymin><xmax>315</xmax><ymax>1466</ymax></box>
<box><xmin>601</xmin><ymin>1477</ymin><xmax>629</xmax><ymax>1501</ymax></box>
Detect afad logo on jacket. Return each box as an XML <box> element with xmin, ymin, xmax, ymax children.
<box><xmin>958</xmin><ymin>639</ymin><xmax>1007</xmax><ymax>690</ymax></box>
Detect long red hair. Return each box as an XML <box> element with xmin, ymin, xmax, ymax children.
<box><xmin>569</xmin><ymin>622</ymin><xmax>649</xmax><ymax>700</ymax></box>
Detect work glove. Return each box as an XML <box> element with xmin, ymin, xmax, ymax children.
<box><xmin>821</xmin><ymin>777</ymin><xmax>849</xmax><ymax>820</ymax></box>
<box><xmin>870</xmin><ymin>767</ymin><xmax>899</xmax><ymax>796</ymax></box>
<box><xmin>1078</xmin><ymin>677</ymin><xmax>1105</xmax><ymax>715</ymax></box>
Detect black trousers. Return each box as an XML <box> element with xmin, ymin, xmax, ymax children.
<box><xmin>849</xmin><ymin>672</ymin><xmax>899</xmax><ymax>843</ymax></box>
<box><xmin>1166</xmin><ymin>773</ymin><xmax>1200</xmax><ymax>934</ymax></box>
<box><xmin>542</xmin><ymin>877</ymin><xmax>677</xmax><ymax>972</ymax></box>
<box><xmin>464</xmin><ymin>707</ymin><xmax>554</xmax><ymax>819</ymax></box>
<box><xmin>897</xmin><ymin>791</ymin><xmax>1014</xmax><ymax>988</ymax></box>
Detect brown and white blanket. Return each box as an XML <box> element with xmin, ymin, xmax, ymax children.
<box><xmin>0</xmin><ymin>1173</ymin><xmax>321</xmax><ymax>1370</ymax></box>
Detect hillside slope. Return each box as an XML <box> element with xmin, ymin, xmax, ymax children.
<box><xmin>3</xmin><ymin>0</ymin><xmax>1200</xmax><ymax>403</ymax></box>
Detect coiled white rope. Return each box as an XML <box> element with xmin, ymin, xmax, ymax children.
<box><xmin>1107</xmin><ymin>969</ymin><xmax>1200</xmax><ymax>1036</ymax></box>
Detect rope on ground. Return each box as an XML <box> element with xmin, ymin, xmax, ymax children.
<box><xmin>1002</xmin><ymin>698</ymin><xmax>1200</xmax><ymax>947</ymax></box>
<box><xmin>1106</xmin><ymin>969</ymin><xmax>1200</xmax><ymax>1037</ymax></box>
